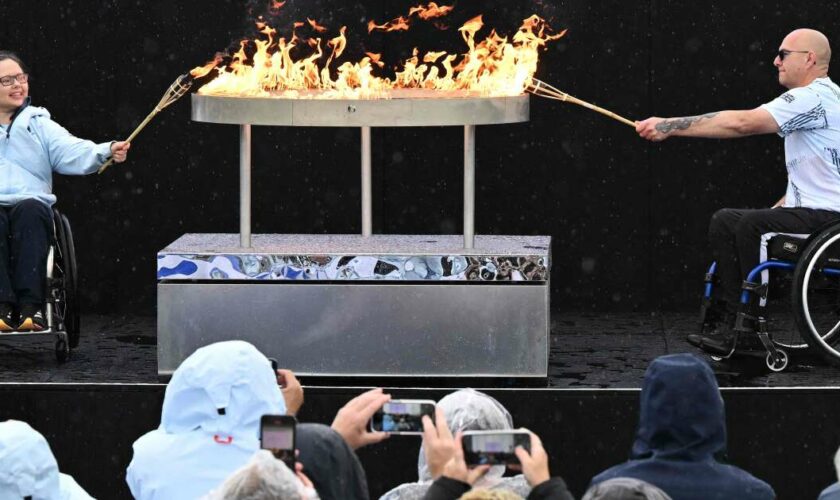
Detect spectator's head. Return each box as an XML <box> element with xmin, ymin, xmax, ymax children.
<box><xmin>834</xmin><ymin>445</ymin><xmax>840</xmax><ymax>482</ymax></box>
<box><xmin>161</xmin><ymin>340</ymin><xmax>286</xmax><ymax>437</ymax></box>
<box><xmin>458</xmin><ymin>488</ymin><xmax>524</xmax><ymax>500</ymax></box>
<box><xmin>0</xmin><ymin>420</ymin><xmax>92</xmax><ymax>499</ymax></box>
<box><xmin>582</xmin><ymin>477</ymin><xmax>673</xmax><ymax>500</ymax></box>
<box><xmin>631</xmin><ymin>354</ymin><xmax>725</xmax><ymax>461</ymax></box>
<box><xmin>0</xmin><ymin>420</ymin><xmax>60</xmax><ymax>498</ymax></box>
<box><xmin>205</xmin><ymin>450</ymin><xmax>307</xmax><ymax>500</ymax></box>
<box><xmin>419</xmin><ymin>389</ymin><xmax>513</xmax><ymax>484</ymax></box>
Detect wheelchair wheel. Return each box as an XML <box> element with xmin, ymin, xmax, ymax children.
<box><xmin>792</xmin><ymin>223</ymin><xmax>840</xmax><ymax>364</ymax></box>
<box><xmin>766</xmin><ymin>349</ymin><xmax>789</xmax><ymax>372</ymax></box>
<box><xmin>59</xmin><ymin>214</ymin><xmax>80</xmax><ymax>349</ymax></box>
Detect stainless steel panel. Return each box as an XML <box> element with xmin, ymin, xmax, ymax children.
<box><xmin>191</xmin><ymin>93</ymin><xmax>529</xmax><ymax>127</ymax></box>
<box><xmin>158</xmin><ymin>283</ymin><xmax>548</xmax><ymax>377</ymax></box>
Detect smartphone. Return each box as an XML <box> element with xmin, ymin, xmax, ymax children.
<box><xmin>267</xmin><ymin>358</ymin><xmax>286</xmax><ymax>387</ymax></box>
<box><xmin>369</xmin><ymin>399</ymin><xmax>435</xmax><ymax>435</ymax></box>
<box><xmin>259</xmin><ymin>414</ymin><xmax>296</xmax><ymax>469</ymax></box>
<box><xmin>462</xmin><ymin>430</ymin><xmax>531</xmax><ymax>466</ymax></box>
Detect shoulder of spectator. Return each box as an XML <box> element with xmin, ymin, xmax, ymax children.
<box><xmin>422</xmin><ymin>476</ymin><xmax>471</xmax><ymax>500</ymax></box>
<box><xmin>526</xmin><ymin>477</ymin><xmax>575</xmax><ymax>500</ymax></box>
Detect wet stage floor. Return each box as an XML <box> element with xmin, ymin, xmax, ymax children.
<box><xmin>1</xmin><ymin>312</ymin><xmax>838</xmax><ymax>388</ymax></box>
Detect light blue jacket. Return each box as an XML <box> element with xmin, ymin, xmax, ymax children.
<box><xmin>0</xmin><ymin>420</ymin><xmax>94</xmax><ymax>499</ymax></box>
<box><xmin>0</xmin><ymin>97</ymin><xmax>112</xmax><ymax>207</ymax></box>
<box><xmin>126</xmin><ymin>341</ymin><xmax>287</xmax><ymax>500</ymax></box>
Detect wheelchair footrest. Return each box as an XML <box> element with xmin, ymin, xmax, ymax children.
<box><xmin>741</xmin><ymin>280</ymin><xmax>768</xmax><ymax>300</ymax></box>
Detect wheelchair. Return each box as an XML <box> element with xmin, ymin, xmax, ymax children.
<box><xmin>699</xmin><ymin>220</ymin><xmax>840</xmax><ymax>372</ymax></box>
<box><xmin>0</xmin><ymin>208</ymin><xmax>79</xmax><ymax>362</ymax></box>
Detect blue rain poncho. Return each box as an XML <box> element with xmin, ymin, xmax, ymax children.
<box><xmin>379</xmin><ymin>389</ymin><xmax>530</xmax><ymax>500</ymax></box>
<box><xmin>0</xmin><ymin>97</ymin><xmax>113</xmax><ymax>207</ymax></box>
<box><xmin>589</xmin><ymin>353</ymin><xmax>775</xmax><ymax>500</ymax></box>
<box><xmin>126</xmin><ymin>341</ymin><xmax>287</xmax><ymax>500</ymax></box>
<box><xmin>0</xmin><ymin>420</ymin><xmax>93</xmax><ymax>499</ymax></box>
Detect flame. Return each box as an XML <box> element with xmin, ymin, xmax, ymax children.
<box><xmin>307</xmin><ymin>18</ymin><xmax>328</xmax><ymax>33</ymax></box>
<box><xmin>190</xmin><ymin>53</ymin><xmax>224</xmax><ymax>79</ymax></box>
<box><xmin>369</xmin><ymin>2</ymin><xmax>453</xmax><ymax>33</ymax></box>
<box><xmin>196</xmin><ymin>14</ymin><xmax>564</xmax><ymax>99</ymax></box>
<box><xmin>368</xmin><ymin>16</ymin><xmax>410</xmax><ymax>33</ymax></box>
<box><xmin>409</xmin><ymin>2</ymin><xmax>454</xmax><ymax>20</ymax></box>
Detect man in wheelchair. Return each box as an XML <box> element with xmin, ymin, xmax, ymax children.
<box><xmin>0</xmin><ymin>51</ymin><xmax>129</xmax><ymax>331</ymax></box>
<box><xmin>636</xmin><ymin>29</ymin><xmax>840</xmax><ymax>358</ymax></box>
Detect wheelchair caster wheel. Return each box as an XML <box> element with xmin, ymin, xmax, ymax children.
<box><xmin>55</xmin><ymin>339</ymin><xmax>69</xmax><ymax>363</ymax></box>
<box><xmin>766</xmin><ymin>349</ymin><xmax>788</xmax><ymax>372</ymax></box>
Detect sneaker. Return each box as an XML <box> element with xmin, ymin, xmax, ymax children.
<box><xmin>18</xmin><ymin>305</ymin><xmax>45</xmax><ymax>332</ymax></box>
<box><xmin>0</xmin><ymin>303</ymin><xmax>14</xmax><ymax>332</ymax></box>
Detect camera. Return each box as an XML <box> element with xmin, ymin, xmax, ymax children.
<box><xmin>369</xmin><ymin>399</ymin><xmax>435</xmax><ymax>435</ymax></box>
<box><xmin>462</xmin><ymin>430</ymin><xmax>531</xmax><ymax>466</ymax></box>
<box><xmin>259</xmin><ymin>414</ymin><xmax>296</xmax><ymax>469</ymax></box>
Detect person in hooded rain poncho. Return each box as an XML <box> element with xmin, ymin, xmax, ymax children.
<box><xmin>380</xmin><ymin>389</ymin><xmax>530</xmax><ymax>500</ymax></box>
<box><xmin>126</xmin><ymin>340</ymin><xmax>287</xmax><ymax>499</ymax></box>
<box><xmin>0</xmin><ymin>420</ymin><xmax>93</xmax><ymax>500</ymax></box>
<box><xmin>589</xmin><ymin>353</ymin><xmax>775</xmax><ymax>500</ymax></box>
<box><xmin>296</xmin><ymin>423</ymin><xmax>370</xmax><ymax>500</ymax></box>
<box><xmin>818</xmin><ymin>446</ymin><xmax>840</xmax><ymax>500</ymax></box>
<box><xmin>582</xmin><ymin>477</ymin><xmax>672</xmax><ymax>500</ymax></box>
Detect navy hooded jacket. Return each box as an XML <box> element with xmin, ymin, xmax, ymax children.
<box><xmin>589</xmin><ymin>353</ymin><xmax>775</xmax><ymax>500</ymax></box>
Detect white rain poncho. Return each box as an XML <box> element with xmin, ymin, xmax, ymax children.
<box><xmin>126</xmin><ymin>340</ymin><xmax>287</xmax><ymax>500</ymax></box>
<box><xmin>204</xmin><ymin>450</ymin><xmax>317</xmax><ymax>500</ymax></box>
<box><xmin>380</xmin><ymin>389</ymin><xmax>530</xmax><ymax>500</ymax></box>
<box><xmin>0</xmin><ymin>420</ymin><xmax>93</xmax><ymax>500</ymax></box>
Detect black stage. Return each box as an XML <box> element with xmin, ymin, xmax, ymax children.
<box><xmin>2</xmin><ymin>313</ymin><xmax>840</xmax><ymax>499</ymax></box>
<box><xmin>2</xmin><ymin>312</ymin><xmax>839</xmax><ymax>387</ymax></box>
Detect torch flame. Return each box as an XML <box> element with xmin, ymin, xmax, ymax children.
<box><xmin>190</xmin><ymin>53</ymin><xmax>224</xmax><ymax>79</ymax></box>
<box><xmin>196</xmin><ymin>13</ymin><xmax>564</xmax><ymax>99</ymax></box>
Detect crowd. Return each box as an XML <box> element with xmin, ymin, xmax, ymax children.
<box><xmin>6</xmin><ymin>343</ymin><xmax>840</xmax><ymax>499</ymax></box>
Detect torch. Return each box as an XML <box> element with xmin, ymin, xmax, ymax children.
<box><xmin>527</xmin><ymin>78</ymin><xmax>636</xmax><ymax>128</ymax></box>
<box><xmin>98</xmin><ymin>74</ymin><xmax>194</xmax><ymax>174</ymax></box>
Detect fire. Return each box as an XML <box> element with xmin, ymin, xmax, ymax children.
<box><xmin>195</xmin><ymin>8</ymin><xmax>564</xmax><ymax>99</ymax></box>
<box><xmin>368</xmin><ymin>1</ymin><xmax>453</xmax><ymax>33</ymax></box>
<box><xmin>368</xmin><ymin>16</ymin><xmax>410</xmax><ymax>34</ymax></box>
<box><xmin>409</xmin><ymin>2</ymin><xmax>454</xmax><ymax>20</ymax></box>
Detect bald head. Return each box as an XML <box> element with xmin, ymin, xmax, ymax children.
<box><xmin>785</xmin><ymin>29</ymin><xmax>831</xmax><ymax>68</ymax></box>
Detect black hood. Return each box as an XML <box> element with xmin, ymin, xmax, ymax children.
<box><xmin>631</xmin><ymin>353</ymin><xmax>726</xmax><ymax>461</ymax></box>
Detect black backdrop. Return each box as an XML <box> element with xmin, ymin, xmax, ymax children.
<box><xmin>2</xmin><ymin>0</ymin><xmax>837</xmax><ymax>314</ymax></box>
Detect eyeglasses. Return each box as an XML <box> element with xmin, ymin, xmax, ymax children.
<box><xmin>0</xmin><ymin>73</ymin><xmax>28</xmax><ymax>87</ymax></box>
<box><xmin>777</xmin><ymin>49</ymin><xmax>810</xmax><ymax>61</ymax></box>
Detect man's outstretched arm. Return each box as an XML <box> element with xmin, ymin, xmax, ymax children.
<box><xmin>636</xmin><ymin>108</ymin><xmax>779</xmax><ymax>141</ymax></box>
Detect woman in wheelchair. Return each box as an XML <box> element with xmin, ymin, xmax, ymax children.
<box><xmin>0</xmin><ymin>51</ymin><xmax>129</xmax><ymax>331</ymax></box>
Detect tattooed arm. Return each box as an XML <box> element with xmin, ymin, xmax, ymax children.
<box><xmin>636</xmin><ymin>108</ymin><xmax>778</xmax><ymax>141</ymax></box>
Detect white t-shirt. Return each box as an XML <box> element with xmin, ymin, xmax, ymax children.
<box><xmin>761</xmin><ymin>77</ymin><xmax>840</xmax><ymax>212</ymax></box>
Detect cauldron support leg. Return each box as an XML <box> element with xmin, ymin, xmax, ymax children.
<box><xmin>240</xmin><ymin>124</ymin><xmax>252</xmax><ymax>248</ymax></box>
<box><xmin>464</xmin><ymin>125</ymin><xmax>475</xmax><ymax>249</ymax></box>
<box><xmin>362</xmin><ymin>126</ymin><xmax>372</xmax><ymax>237</ymax></box>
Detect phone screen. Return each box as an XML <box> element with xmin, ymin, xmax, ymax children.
<box><xmin>370</xmin><ymin>400</ymin><xmax>435</xmax><ymax>434</ymax></box>
<box><xmin>260</xmin><ymin>415</ymin><xmax>296</xmax><ymax>469</ymax></box>
<box><xmin>463</xmin><ymin>431</ymin><xmax>531</xmax><ymax>466</ymax></box>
